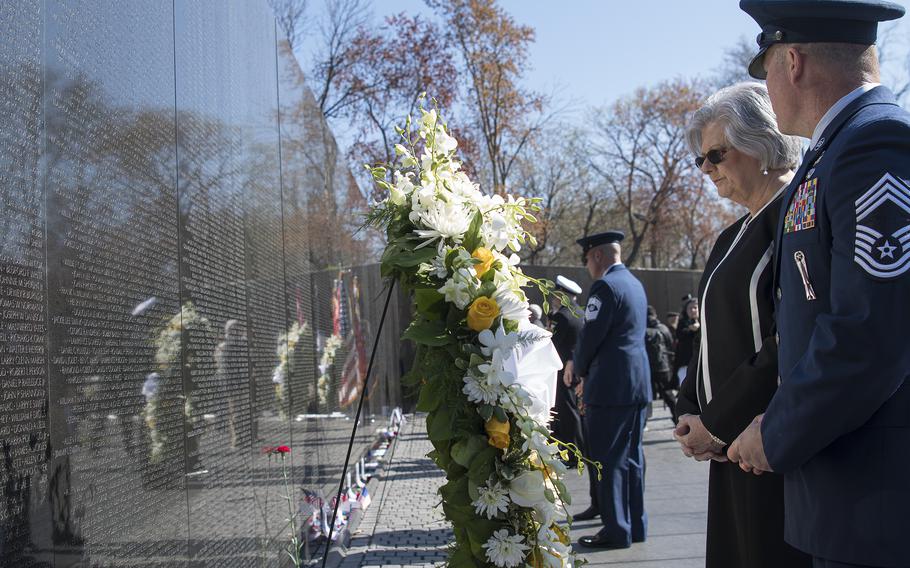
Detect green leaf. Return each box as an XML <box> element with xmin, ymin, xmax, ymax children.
<box><xmin>427</xmin><ymin>405</ymin><xmax>455</xmax><ymax>441</ymax></box>
<box><xmin>544</xmin><ymin>488</ymin><xmax>555</xmax><ymax>503</ymax></box>
<box><xmin>380</xmin><ymin>239</ymin><xmax>438</xmax><ymax>275</ymax></box>
<box><xmin>479</xmin><ymin>281</ymin><xmax>497</xmax><ymax>298</ymax></box>
<box><xmin>493</xmin><ymin>407</ymin><xmax>508</xmax><ymax>423</ymax></box>
<box><xmin>446</xmin><ymin>305</ymin><xmax>466</xmax><ymax>329</ymax></box>
<box><xmin>466</xmin><ymin>518</ymin><xmax>502</xmax><ymax>560</ymax></box>
<box><xmin>414</xmin><ymin>287</ymin><xmax>445</xmax><ymax>314</ymax></box>
<box><xmin>402</xmin><ymin>319</ymin><xmax>452</xmax><ymax>347</ymax></box>
<box><xmin>448</xmin><ymin>546</ymin><xmax>476</xmax><ymax>568</ymax></box>
<box><xmin>477</xmin><ymin>404</ymin><xmax>494</xmax><ymax>421</ymax></box>
<box><xmin>462</xmin><ymin>209</ymin><xmax>484</xmax><ymax>253</ymax></box>
<box><xmin>450</xmin><ymin>435</ymin><xmax>488</xmax><ymax>468</ymax></box>
<box><xmin>467</xmin><ymin>447</ymin><xmax>498</xmax><ymax>485</ymax></box>
<box><xmin>553</xmin><ymin>478</ymin><xmax>571</xmax><ymax>506</ymax></box>
<box><xmin>440</xmin><ymin>475</ymin><xmax>471</xmax><ymax>506</ymax></box>
<box><xmin>416</xmin><ymin>377</ymin><xmax>445</xmax><ymax>412</ymax></box>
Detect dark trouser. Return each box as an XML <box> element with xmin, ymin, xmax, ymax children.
<box><xmin>650</xmin><ymin>370</ymin><xmax>677</xmax><ymax>422</ymax></box>
<box><xmin>551</xmin><ymin>377</ymin><xmax>585</xmax><ymax>461</ymax></box>
<box><xmin>583</xmin><ymin>404</ymin><xmax>647</xmax><ymax>546</ymax></box>
<box><xmin>813</xmin><ymin>558</ymin><xmax>879</xmax><ymax>568</ymax></box>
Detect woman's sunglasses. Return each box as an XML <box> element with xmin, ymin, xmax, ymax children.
<box><xmin>694</xmin><ymin>147</ymin><xmax>728</xmax><ymax>169</ymax></box>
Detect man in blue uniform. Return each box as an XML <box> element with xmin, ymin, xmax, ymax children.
<box><xmin>572</xmin><ymin>231</ymin><xmax>651</xmax><ymax>549</ymax></box>
<box><xmin>729</xmin><ymin>2</ymin><xmax>910</xmax><ymax>567</ymax></box>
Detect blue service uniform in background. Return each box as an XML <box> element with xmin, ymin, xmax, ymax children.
<box><xmin>762</xmin><ymin>86</ymin><xmax>910</xmax><ymax>568</ymax></box>
<box><xmin>574</xmin><ymin>264</ymin><xmax>652</xmax><ymax>546</ymax></box>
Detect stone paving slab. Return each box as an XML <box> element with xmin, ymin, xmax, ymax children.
<box><xmin>340</xmin><ymin>404</ymin><xmax>708</xmax><ymax>567</ymax></box>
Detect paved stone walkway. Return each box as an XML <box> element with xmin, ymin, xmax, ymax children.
<box><xmin>340</xmin><ymin>404</ymin><xmax>708</xmax><ymax>567</ymax></box>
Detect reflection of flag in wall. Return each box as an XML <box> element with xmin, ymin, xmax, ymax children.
<box><xmin>338</xmin><ymin>275</ymin><xmax>368</xmax><ymax>408</ymax></box>
<box><xmin>295</xmin><ymin>287</ymin><xmax>305</xmax><ymax>327</ymax></box>
<box><xmin>331</xmin><ymin>274</ymin><xmax>351</xmax><ymax>338</ymax></box>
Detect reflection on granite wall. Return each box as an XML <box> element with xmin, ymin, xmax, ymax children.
<box><xmin>0</xmin><ymin>2</ymin><xmax>401</xmax><ymax>566</ymax></box>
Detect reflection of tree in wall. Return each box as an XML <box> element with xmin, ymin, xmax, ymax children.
<box><xmin>277</xmin><ymin>40</ymin><xmax>369</xmax><ymax>271</ymax></box>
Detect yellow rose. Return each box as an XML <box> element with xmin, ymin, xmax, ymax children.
<box><xmin>467</xmin><ymin>296</ymin><xmax>499</xmax><ymax>331</ymax></box>
<box><xmin>485</xmin><ymin>417</ymin><xmax>510</xmax><ymax>450</ymax></box>
<box><xmin>471</xmin><ymin>247</ymin><xmax>495</xmax><ymax>278</ymax></box>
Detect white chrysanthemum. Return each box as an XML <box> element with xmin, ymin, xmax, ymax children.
<box><xmin>462</xmin><ymin>373</ymin><xmax>502</xmax><ymax>405</ymax></box>
<box><xmin>437</xmin><ymin>267</ymin><xmax>476</xmax><ymax>309</ymax></box>
<box><xmin>409</xmin><ymin>184</ymin><xmax>438</xmax><ymax>223</ymax></box>
<box><xmin>482</xmin><ymin>529</ymin><xmax>529</xmax><ymax>568</ymax></box>
<box><xmin>493</xmin><ymin>283</ymin><xmax>531</xmax><ymax>322</ymax></box>
<box><xmin>472</xmin><ymin>482</ymin><xmax>509</xmax><ymax>519</ymax></box>
<box><xmin>414</xmin><ymin>200</ymin><xmax>472</xmax><ymax>248</ymax></box>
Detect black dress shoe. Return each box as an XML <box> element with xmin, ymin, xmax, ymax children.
<box><xmin>577</xmin><ymin>533</ymin><xmax>631</xmax><ymax>549</ymax></box>
<box><xmin>571</xmin><ymin>507</ymin><xmax>600</xmax><ymax>521</ymax></box>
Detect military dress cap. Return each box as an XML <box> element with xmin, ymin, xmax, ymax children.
<box><xmin>576</xmin><ymin>230</ymin><xmax>625</xmax><ymax>255</ymax></box>
<box><xmin>740</xmin><ymin>0</ymin><xmax>906</xmax><ymax>79</ymax></box>
<box><xmin>555</xmin><ymin>275</ymin><xmax>583</xmax><ymax>295</ymax></box>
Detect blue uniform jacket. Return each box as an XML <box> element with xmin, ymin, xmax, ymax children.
<box><xmin>762</xmin><ymin>86</ymin><xmax>910</xmax><ymax>566</ymax></box>
<box><xmin>574</xmin><ymin>264</ymin><xmax>651</xmax><ymax>407</ymax></box>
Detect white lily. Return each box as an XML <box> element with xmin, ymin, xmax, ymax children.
<box><xmin>508</xmin><ymin>470</ymin><xmax>547</xmax><ymax>508</ymax></box>
<box><xmin>477</xmin><ymin>326</ymin><xmax>519</xmax><ymax>367</ymax></box>
<box><xmin>493</xmin><ymin>282</ymin><xmax>531</xmax><ymax>322</ymax></box>
<box><xmin>478</xmin><ymin>361</ymin><xmax>516</xmax><ymax>388</ymax></box>
<box><xmin>437</xmin><ymin>268</ymin><xmax>476</xmax><ymax>309</ymax></box>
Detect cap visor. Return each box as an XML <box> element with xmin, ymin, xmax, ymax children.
<box><xmin>748</xmin><ymin>47</ymin><xmax>768</xmax><ymax>80</ymax></box>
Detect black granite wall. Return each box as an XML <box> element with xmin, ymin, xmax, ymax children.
<box><xmin>0</xmin><ymin>2</ymin><xmax>401</xmax><ymax>566</ymax></box>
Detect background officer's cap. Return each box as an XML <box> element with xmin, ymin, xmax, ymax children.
<box><xmin>555</xmin><ymin>275</ymin><xmax>582</xmax><ymax>295</ymax></box>
<box><xmin>740</xmin><ymin>0</ymin><xmax>905</xmax><ymax>79</ymax></box>
<box><xmin>575</xmin><ymin>230</ymin><xmax>625</xmax><ymax>256</ymax></box>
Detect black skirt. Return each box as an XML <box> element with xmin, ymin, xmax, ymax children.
<box><xmin>705</xmin><ymin>461</ymin><xmax>810</xmax><ymax>568</ymax></box>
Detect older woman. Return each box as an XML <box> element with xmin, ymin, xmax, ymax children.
<box><xmin>674</xmin><ymin>83</ymin><xmax>810</xmax><ymax>568</ymax></box>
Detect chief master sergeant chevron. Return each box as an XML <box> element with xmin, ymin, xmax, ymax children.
<box><xmin>571</xmin><ymin>230</ymin><xmax>651</xmax><ymax>550</ymax></box>
<box><xmin>728</xmin><ymin>1</ymin><xmax>910</xmax><ymax>567</ymax></box>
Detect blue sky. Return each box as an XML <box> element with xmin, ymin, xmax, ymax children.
<box><xmin>300</xmin><ymin>0</ymin><xmax>910</xmax><ymax>110</ymax></box>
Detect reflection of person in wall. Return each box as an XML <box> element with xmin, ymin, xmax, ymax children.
<box><xmin>150</xmin><ymin>302</ymin><xmax>211</xmax><ymax>470</ymax></box>
<box><xmin>2</xmin><ymin>439</ymin><xmax>32</xmax><ymax>562</ymax></box>
<box><xmin>214</xmin><ymin>319</ymin><xmax>246</xmax><ymax>449</ymax></box>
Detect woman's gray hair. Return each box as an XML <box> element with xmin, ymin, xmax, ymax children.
<box><xmin>686</xmin><ymin>82</ymin><xmax>802</xmax><ymax>172</ymax></box>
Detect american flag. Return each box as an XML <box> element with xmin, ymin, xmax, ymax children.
<box><xmin>338</xmin><ymin>275</ymin><xmax>367</xmax><ymax>408</ymax></box>
<box><xmin>331</xmin><ymin>273</ymin><xmax>351</xmax><ymax>338</ymax></box>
